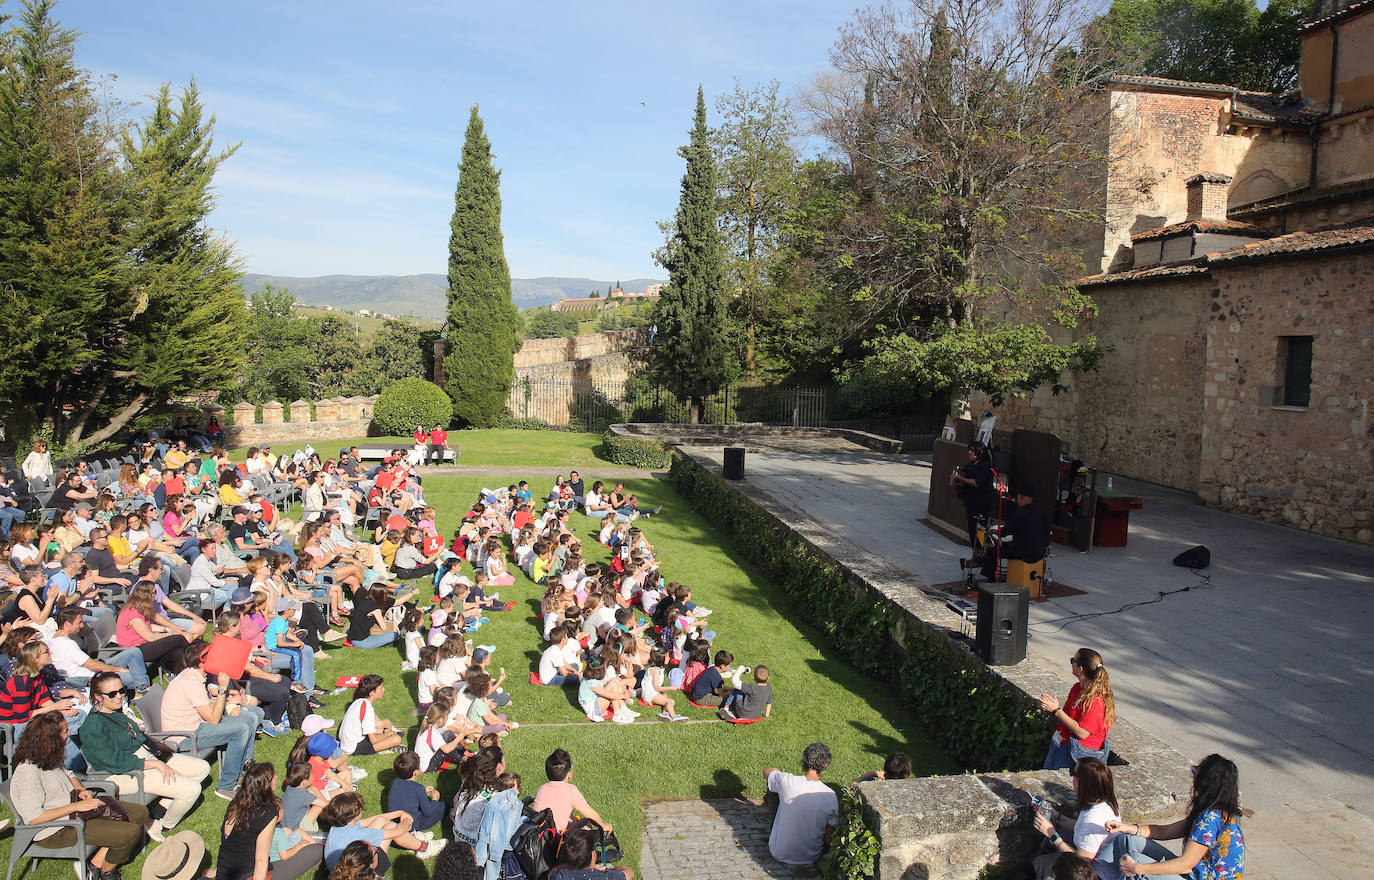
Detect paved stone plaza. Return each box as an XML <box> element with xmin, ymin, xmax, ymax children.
<box><xmin>640</xmin><ymin>798</ymin><xmax>817</xmax><ymax>880</ymax></box>
<box><xmin>721</xmin><ymin>448</ymin><xmax>1374</xmax><ymax>880</ymax></box>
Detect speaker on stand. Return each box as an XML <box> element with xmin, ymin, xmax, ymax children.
<box><xmin>975</xmin><ymin>584</ymin><xmax>1029</xmax><ymax>666</ymax></box>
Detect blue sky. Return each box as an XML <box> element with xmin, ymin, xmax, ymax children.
<box><xmin>58</xmin><ymin>0</ymin><xmax>849</xmax><ymax>281</ymax></box>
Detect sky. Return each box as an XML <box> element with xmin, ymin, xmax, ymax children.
<box><xmin>56</xmin><ymin>0</ymin><xmax>851</xmax><ymax>281</ymax></box>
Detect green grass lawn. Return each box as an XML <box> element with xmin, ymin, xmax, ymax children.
<box><xmin>227</xmin><ymin>429</ymin><xmax>610</xmax><ymax>469</ymax></box>
<box><xmin>1</xmin><ymin>471</ymin><xmax>954</xmax><ymax>880</ymax></box>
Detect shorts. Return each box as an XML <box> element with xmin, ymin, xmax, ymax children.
<box><xmin>352</xmin><ymin>737</ymin><xmax>377</xmax><ymax>756</ymax></box>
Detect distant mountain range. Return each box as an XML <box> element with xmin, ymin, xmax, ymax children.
<box><xmin>240</xmin><ymin>274</ymin><xmax>667</xmax><ymax>320</ymax></box>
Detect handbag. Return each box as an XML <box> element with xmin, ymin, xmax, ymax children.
<box><xmin>144</xmin><ymin>735</ymin><xmax>176</xmax><ymax>762</ymax></box>
<box><xmin>70</xmin><ymin>791</ymin><xmax>129</xmax><ymax>822</ymax></box>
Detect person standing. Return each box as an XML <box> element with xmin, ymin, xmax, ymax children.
<box><xmin>949</xmin><ymin>441</ymin><xmax>995</xmax><ymax>557</ymax></box>
<box><xmin>764</xmin><ymin>742</ymin><xmax>838</xmax><ymax>867</ymax></box>
<box><xmin>426</xmin><ymin>424</ymin><xmax>448</xmax><ymax>467</ymax></box>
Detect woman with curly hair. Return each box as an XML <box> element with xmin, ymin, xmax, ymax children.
<box><xmin>1109</xmin><ymin>754</ymin><xmax>1246</xmax><ymax>878</ymax></box>
<box><xmin>328</xmin><ymin>840</ymin><xmax>384</xmax><ymax>880</ymax></box>
<box><xmin>1039</xmin><ymin>648</ymin><xmax>1116</xmax><ymax>770</ymax></box>
<box><xmin>10</xmin><ymin>713</ymin><xmax>149</xmax><ymax>880</ymax></box>
<box><xmin>215</xmin><ymin>762</ymin><xmax>324</xmax><ymax>880</ymax></box>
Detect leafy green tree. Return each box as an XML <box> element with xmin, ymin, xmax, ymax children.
<box><xmin>87</xmin><ymin>82</ymin><xmax>248</xmax><ymax>445</ymax></box>
<box><xmin>353</xmin><ymin>318</ymin><xmax>431</xmax><ymax>393</ymax></box>
<box><xmin>306</xmin><ymin>315</ymin><xmax>364</xmax><ymax>398</ymax></box>
<box><xmin>524</xmin><ymin>309</ymin><xmax>579</xmax><ymax>339</ymax></box>
<box><xmin>712</xmin><ymin>78</ymin><xmax>799</xmax><ymax>378</ymax></box>
<box><xmin>443</xmin><ymin>105</ymin><xmax>519</xmax><ymax>427</ymax></box>
<box><xmin>653</xmin><ymin>86</ymin><xmax>732</xmax><ymax>424</ymax></box>
<box><xmin>1094</xmin><ymin>0</ymin><xmax>1314</xmax><ymax>92</ymax></box>
<box><xmin>238</xmin><ymin>286</ymin><xmax>312</xmax><ymax>404</ymax></box>
<box><xmin>0</xmin><ymin>1</ymin><xmax>122</xmax><ymax>443</ymax></box>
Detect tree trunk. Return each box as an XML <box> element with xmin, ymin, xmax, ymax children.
<box><xmin>688</xmin><ymin>397</ymin><xmax>702</xmax><ymax>425</ymax></box>
<box><xmin>78</xmin><ymin>393</ymin><xmax>150</xmax><ymax>448</ymax></box>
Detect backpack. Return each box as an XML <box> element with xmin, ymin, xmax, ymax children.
<box><xmin>509</xmin><ymin>807</ymin><xmax>559</xmax><ymax>880</ymax></box>
<box><xmin>286</xmin><ymin>692</ymin><xmax>311</xmax><ymax>729</ymax></box>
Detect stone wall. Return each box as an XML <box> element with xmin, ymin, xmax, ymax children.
<box><xmin>672</xmin><ymin>448</ymin><xmax>1190</xmax><ymax>880</ymax></box>
<box><xmin>512</xmin><ymin>328</ymin><xmax>651</xmax><ymax>368</ymax></box>
<box><xmin>1198</xmin><ymin>253</ymin><xmax>1373</xmax><ymax>543</ymax></box>
<box><xmin>216</xmin><ymin>395</ymin><xmax>378</xmax><ymax>449</ymax></box>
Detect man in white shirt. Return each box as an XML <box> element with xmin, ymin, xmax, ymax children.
<box><xmin>765</xmin><ymin>742</ymin><xmax>839</xmax><ymax>866</ymax></box>
<box><xmin>72</xmin><ymin>502</ymin><xmax>99</xmax><ymax>539</ymax></box>
<box><xmin>48</xmin><ymin>607</ymin><xmax>149</xmax><ymax>690</ymax></box>
<box><xmin>186</xmin><ymin>538</ymin><xmax>235</xmax><ymax>609</ymax></box>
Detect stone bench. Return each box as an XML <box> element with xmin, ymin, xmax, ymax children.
<box><xmin>354</xmin><ymin>446</ymin><xmax>458</xmax><ymax>463</ymax></box>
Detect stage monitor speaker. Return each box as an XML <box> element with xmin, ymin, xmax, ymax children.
<box><xmin>1172</xmin><ymin>545</ymin><xmax>1210</xmax><ymax>569</ymax></box>
<box><xmin>723</xmin><ymin>446</ymin><xmax>745</xmax><ymax>480</ymax></box>
<box><xmin>976</xmin><ymin>584</ymin><xmax>1029</xmax><ymax>666</ymax></box>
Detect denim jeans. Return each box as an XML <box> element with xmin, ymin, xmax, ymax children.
<box><xmin>174</xmin><ymin>540</ymin><xmax>200</xmax><ymax>564</ymax></box>
<box><xmin>1110</xmin><ymin>834</ymin><xmax>1183</xmax><ymax>880</ymax></box>
<box><xmin>1042</xmin><ymin>735</ymin><xmax>1111</xmax><ymax>770</ymax></box>
<box><xmin>194</xmin><ymin>713</ymin><xmax>258</xmax><ymax>791</ymax></box>
<box><xmin>0</xmin><ymin>506</ymin><xmax>25</xmax><ymax>540</ymax></box>
<box><xmin>107</xmin><ymin>646</ymin><xmax>150</xmax><ymax>690</ymax></box>
<box><xmin>544</xmin><ymin>673</ymin><xmax>580</xmax><ymax>687</ymax></box>
<box><xmin>272</xmin><ymin>645</ymin><xmax>315</xmax><ymax>692</ymax></box>
<box><xmin>349</xmin><ymin>631</ymin><xmax>398</xmax><ymax>650</ymax></box>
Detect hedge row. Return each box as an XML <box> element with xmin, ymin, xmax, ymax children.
<box><xmin>668</xmin><ymin>451</ymin><xmax>1052</xmax><ymax>771</ymax></box>
<box><xmin>599</xmin><ymin>432</ymin><xmax>672</xmax><ymax>469</ymax></box>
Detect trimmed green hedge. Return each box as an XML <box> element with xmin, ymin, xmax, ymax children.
<box><xmin>669</xmin><ymin>451</ymin><xmax>1052</xmax><ymax>771</ymax></box>
<box><xmin>372</xmin><ymin>378</ymin><xmax>453</xmax><ymax>436</ymax></box>
<box><xmin>599</xmin><ymin>432</ymin><xmax>671</xmax><ymax>469</ymax></box>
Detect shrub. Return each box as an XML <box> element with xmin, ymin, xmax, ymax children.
<box><xmin>372</xmin><ymin>378</ymin><xmax>453</xmax><ymax>436</ymax></box>
<box><xmin>600</xmin><ymin>431</ymin><xmax>671</xmax><ymax>469</ymax></box>
<box><xmin>495</xmin><ymin>412</ymin><xmax>556</xmax><ymax>431</ymax></box>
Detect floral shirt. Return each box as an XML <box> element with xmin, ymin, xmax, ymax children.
<box><xmin>1189</xmin><ymin>809</ymin><xmax>1243</xmax><ymax>880</ymax></box>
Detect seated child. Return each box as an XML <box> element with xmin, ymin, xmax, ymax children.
<box><xmin>531</xmin><ymin>748</ymin><xmax>614</xmax><ymax>833</ymax></box>
<box><xmin>640</xmin><ymin>647</ymin><xmax>687</xmax><ymax>722</ymax></box>
<box><xmin>464</xmin><ymin>670</ymin><xmax>517</xmax><ymax>735</ymax></box>
<box><xmin>435</xmin><ymin>559</ymin><xmax>471</xmax><ymax>601</ymax></box>
<box><xmin>467</xmin><ymin>647</ymin><xmax>510</xmax><ymax>706</ymax></box>
<box><xmin>689</xmin><ymin>650</ymin><xmax>735</xmax><ymax>707</ymax></box>
<box><xmin>720</xmin><ymin>664</ymin><xmax>772</xmax><ymax>721</ymax></box>
<box><xmin>415</xmin><ymin>704</ymin><xmax>476</xmax><ymax>773</ymax></box>
<box><xmin>300</xmin><ymin>733</ymin><xmax>358</xmax><ymax>795</ymax></box>
<box><xmin>435</xmin><ymin>637</ymin><xmax>470</xmax><ymax>689</ymax></box>
<box><xmin>401</xmin><ymin>607</ymin><xmax>425</xmax><ymax>671</ymax></box>
<box><xmin>416</xmin><ymin>645</ymin><xmax>440</xmax><ymax>715</ymax></box>
<box><xmin>577</xmin><ymin>656</ymin><xmax>633</xmax><ymax>724</ymax></box>
<box><xmin>386</xmin><ymin>751</ymin><xmax>446</xmax><ymax>832</ymax></box>
<box><xmin>282</xmin><ymin>762</ymin><xmax>330</xmax><ymax>834</ymax></box>
<box><xmin>855</xmin><ymin>752</ymin><xmax>913</xmax><ymax>784</ymax></box>
<box><xmin>549</xmin><ymin>825</ymin><xmax>631</xmax><ymax>880</ymax></box>
<box><xmin>539</xmin><ymin>627</ymin><xmax>582</xmax><ymax>686</ymax></box>
<box><xmin>320</xmin><ymin>791</ymin><xmax>440</xmax><ymax>868</ymax></box>
<box><xmin>427</xmin><ymin>598</ymin><xmax>455</xmax><ymax>646</ymax></box>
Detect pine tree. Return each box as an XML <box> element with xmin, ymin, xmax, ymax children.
<box><xmin>654</xmin><ymin>86</ymin><xmax>730</xmax><ymax>423</ymax></box>
<box><xmin>443</xmin><ymin>105</ymin><xmax>519</xmax><ymax>427</ymax></box>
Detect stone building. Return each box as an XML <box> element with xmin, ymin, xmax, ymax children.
<box><xmin>981</xmin><ymin>0</ymin><xmax>1373</xmax><ymax>545</ymax></box>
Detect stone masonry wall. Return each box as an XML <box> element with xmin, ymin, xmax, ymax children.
<box><xmin>512</xmin><ymin>328</ymin><xmax>651</xmax><ymax>368</ymax></box>
<box><xmin>216</xmin><ymin>395</ymin><xmax>379</xmax><ymax>449</ymax></box>
<box><xmin>1199</xmin><ymin>253</ymin><xmax>1373</xmax><ymax>543</ymax></box>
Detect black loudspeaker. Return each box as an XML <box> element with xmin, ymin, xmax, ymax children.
<box><xmin>723</xmin><ymin>446</ymin><xmax>746</xmax><ymax>480</ymax></box>
<box><xmin>976</xmin><ymin>584</ymin><xmax>1029</xmax><ymax>666</ymax></box>
<box><xmin>1172</xmin><ymin>545</ymin><xmax>1211</xmax><ymax>569</ymax></box>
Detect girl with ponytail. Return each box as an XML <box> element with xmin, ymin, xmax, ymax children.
<box><xmin>1039</xmin><ymin>648</ymin><xmax>1116</xmax><ymax>770</ymax></box>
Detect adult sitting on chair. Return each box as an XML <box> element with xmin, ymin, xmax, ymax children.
<box><xmin>981</xmin><ymin>486</ymin><xmax>1050</xmax><ymax>583</ymax></box>
<box><xmin>162</xmin><ymin>642</ymin><xmax>265</xmax><ymax>800</ymax></box>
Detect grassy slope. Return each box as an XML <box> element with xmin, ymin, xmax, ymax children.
<box><xmin>2</xmin><ymin>466</ymin><xmax>955</xmax><ymax>880</ymax></box>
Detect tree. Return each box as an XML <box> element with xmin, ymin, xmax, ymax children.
<box><xmin>443</xmin><ymin>105</ymin><xmax>519</xmax><ymax>427</ymax></box>
<box><xmin>354</xmin><ymin>318</ymin><xmax>431</xmax><ymax>393</ymax></box>
<box><xmin>797</xmin><ymin>0</ymin><xmax>1109</xmax><ymax>413</ymax></box>
<box><xmin>653</xmin><ymin>86</ymin><xmax>731</xmax><ymax>424</ymax></box>
<box><xmin>712</xmin><ymin>79</ymin><xmax>799</xmax><ymax>378</ymax></box>
<box><xmin>88</xmin><ymin>82</ymin><xmax>247</xmax><ymax>445</ymax></box>
<box><xmin>525</xmin><ymin>309</ymin><xmax>579</xmax><ymax>339</ymax></box>
<box><xmin>1093</xmin><ymin>0</ymin><xmax>1314</xmax><ymax>92</ymax></box>
<box><xmin>238</xmin><ymin>286</ymin><xmax>312</xmax><ymax>404</ymax></box>
<box><xmin>306</xmin><ymin>315</ymin><xmax>364</xmax><ymax>398</ymax></box>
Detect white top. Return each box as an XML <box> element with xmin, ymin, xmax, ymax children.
<box><xmin>48</xmin><ymin>635</ymin><xmax>93</xmax><ymax>680</ymax></box>
<box><xmin>1072</xmin><ymin>801</ymin><xmax>1121</xmax><ymax>859</ymax></box>
<box><xmin>766</xmin><ymin>771</ymin><xmax>838</xmax><ymax>866</ymax></box>
<box><xmin>21</xmin><ymin>451</ymin><xmax>53</xmax><ymax>481</ymax></box>
<box><xmin>415</xmin><ymin>726</ymin><xmax>446</xmax><ymax>771</ymax></box>
<box><xmin>542</xmin><ymin>611</ymin><xmax>564</xmax><ymax>641</ymax></box>
<box><xmin>436</xmin><ymin>656</ymin><xmax>469</xmax><ymax>688</ymax></box>
<box><xmin>417</xmin><ymin>668</ymin><xmax>439</xmax><ymax>704</ymax></box>
<box><xmin>587</xmin><ymin>606</ymin><xmax>617</xmax><ymax>638</ymax></box>
<box><xmin>404</xmin><ymin>632</ymin><xmax>424</xmax><ymax>668</ymax></box>
<box><xmin>338</xmin><ymin>698</ymin><xmax>375</xmax><ymax>754</ymax></box>
<box><xmin>450</xmin><ymin>685</ymin><xmax>475</xmax><ymax>721</ymax></box>
<box><xmin>539</xmin><ymin>644</ymin><xmax>565</xmax><ymax>682</ymax></box>
<box><xmin>10</xmin><ymin>544</ymin><xmax>38</xmax><ymax>566</ymax></box>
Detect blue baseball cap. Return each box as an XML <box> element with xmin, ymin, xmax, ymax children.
<box><xmin>307</xmin><ymin>732</ymin><xmax>341</xmax><ymax>760</ymax></box>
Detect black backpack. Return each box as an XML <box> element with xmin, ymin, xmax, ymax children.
<box><xmin>286</xmin><ymin>692</ymin><xmax>311</xmax><ymax>729</ymax></box>
<box><xmin>509</xmin><ymin>807</ymin><xmax>559</xmax><ymax>880</ymax></box>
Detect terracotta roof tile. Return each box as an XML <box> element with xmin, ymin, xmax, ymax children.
<box><xmin>1078</xmin><ymin>261</ymin><xmax>1210</xmax><ymax>287</ymax></box>
<box><xmin>1301</xmin><ymin>0</ymin><xmax>1374</xmax><ymax>32</ymax></box>
<box><xmin>1231</xmin><ymin>90</ymin><xmax>1324</xmax><ymax>125</ymax></box>
<box><xmin>1205</xmin><ymin>219</ymin><xmax>1374</xmax><ymax>263</ymax></box>
<box><xmin>1230</xmin><ymin>178</ymin><xmax>1374</xmax><ymax>217</ymax></box>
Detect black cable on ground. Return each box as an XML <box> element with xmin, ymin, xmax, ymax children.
<box><xmin>1029</xmin><ymin>574</ymin><xmax>1214</xmax><ymax>634</ymax></box>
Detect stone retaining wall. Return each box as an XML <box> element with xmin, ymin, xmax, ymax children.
<box><xmin>513</xmin><ymin>328</ymin><xmax>651</xmax><ymax>368</ymax></box>
<box><xmin>614</xmin><ymin>423</ymin><xmax>904</xmax><ymax>454</ymax></box>
<box><xmin>211</xmin><ymin>396</ymin><xmax>378</xmax><ymax>448</ymax></box>
<box><xmin>674</xmin><ymin>447</ymin><xmax>1190</xmax><ymax>880</ymax></box>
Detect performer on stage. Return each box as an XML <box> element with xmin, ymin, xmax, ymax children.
<box><xmin>949</xmin><ymin>441</ymin><xmax>994</xmax><ymax>555</ymax></box>
<box><xmin>981</xmin><ymin>486</ymin><xmax>1051</xmax><ymax>582</ymax></box>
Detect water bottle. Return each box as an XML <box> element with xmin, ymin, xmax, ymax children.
<box><xmin>1106</xmin><ymin>475</ymin><xmax>1113</xmax><ymax>490</ymax></box>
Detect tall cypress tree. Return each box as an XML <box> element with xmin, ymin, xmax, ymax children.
<box><xmin>654</xmin><ymin>86</ymin><xmax>730</xmax><ymax>424</ymax></box>
<box><xmin>443</xmin><ymin>105</ymin><xmax>519</xmax><ymax>427</ymax></box>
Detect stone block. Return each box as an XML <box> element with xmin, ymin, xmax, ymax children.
<box><xmin>260</xmin><ymin>401</ymin><xmax>284</xmax><ymax>424</ymax></box>
<box><xmin>313</xmin><ymin>399</ymin><xmax>342</xmax><ymax>422</ymax></box>
<box><xmin>289</xmin><ymin>400</ymin><xmax>312</xmax><ymax>423</ymax></box>
<box><xmin>231</xmin><ymin>402</ymin><xmax>255</xmax><ymax>426</ymax></box>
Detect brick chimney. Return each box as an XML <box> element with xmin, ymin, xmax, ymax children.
<box><xmin>1185</xmin><ymin>172</ymin><xmax>1233</xmax><ymax>222</ymax></box>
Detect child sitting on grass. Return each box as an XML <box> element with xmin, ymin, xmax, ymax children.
<box><xmin>720</xmin><ymin>664</ymin><xmax>773</xmax><ymax>721</ymax></box>
<box><xmin>416</xmin><ymin>645</ymin><xmax>440</xmax><ymax>716</ymax></box>
<box><xmin>436</xmin><ymin>636</ymin><xmax>471</xmax><ymax>689</ymax></box>
<box><xmin>468</xmin><ymin>648</ymin><xmax>510</xmax><ymax>706</ymax></box>
<box><xmin>320</xmin><ymin>790</ymin><xmax>442</xmax><ymax>867</ymax></box>
<box><xmin>386</xmin><ymin>751</ymin><xmax>446</xmax><ymax>832</ymax></box>
<box><xmin>415</xmin><ymin>704</ymin><xmax>476</xmax><ymax>772</ymax></box>
<box><xmin>465</xmin><ymin>671</ymin><xmax>518</xmax><ymax>735</ymax></box>
<box><xmin>427</xmin><ymin>597</ymin><xmax>455</xmax><ymax>646</ymax></box>
<box><xmin>578</xmin><ymin>656</ymin><xmax>635</xmax><ymax>724</ymax></box>
<box><xmin>283</xmin><ymin>761</ymin><xmax>330</xmax><ymax>834</ymax></box>
<box><xmin>295</xmin><ymin>733</ymin><xmax>360</xmax><ymax>795</ymax></box>
<box><xmin>435</xmin><ymin>559</ymin><xmax>469</xmax><ymax>601</ymax></box>
<box><xmin>539</xmin><ymin>626</ymin><xmax>582</xmax><ymax>686</ymax></box>
<box><xmin>531</xmin><ymin>748</ymin><xmax>614</xmax><ymax>833</ymax></box>
<box><xmin>689</xmin><ymin>650</ymin><xmax>735</xmax><ymax>707</ymax></box>
<box><xmin>550</xmin><ymin>824</ymin><xmax>633</xmax><ymax>880</ymax></box>
<box><xmin>640</xmin><ymin>647</ymin><xmax>687</xmax><ymax>722</ymax></box>
<box><xmin>400</xmin><ymin>607</ymin><xmax>425</xmax><ymax>671</ymax></box>
<box><xmin>339</xmin><ymin>674</ymin><xmax>405</xmax><ymax>756</ymax></box>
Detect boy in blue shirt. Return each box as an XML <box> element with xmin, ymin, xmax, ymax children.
<box><xmin>385</xmin><ymin>751</ymin><xmax>445</xmax><ymax>832</ymax></box>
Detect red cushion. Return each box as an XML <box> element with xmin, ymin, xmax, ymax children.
<box><xmin>529</xmin><ymin>672</ymin><xmax>543</xmax><ymax>686</ymax></box>
<box><xmin>201</xmin><ymin>635</ymin><xmax>252</xmax><ymax>679</ymax></box>
<box><xmin>727</xmin><ymin>716</ymin><xmax>765</xmax><ymax>725</ymax></box>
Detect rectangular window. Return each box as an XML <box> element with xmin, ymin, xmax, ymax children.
<box><xmin>1281</xmin><ymin>335</ymin><xmax>1313</xmax><ymax>408</ymax></box>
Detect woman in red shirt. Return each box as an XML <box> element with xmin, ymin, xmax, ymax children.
<box><xmin>1039</xmin><ymin>647</ymin><xmax>1115</xmax><ymax>770</ymax></box>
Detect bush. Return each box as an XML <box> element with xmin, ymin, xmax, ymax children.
<box><xmin>669</xmin><ymin>451</ymin><xmax>1052</xmax><ymax>771</ymax></box>
<box><xmin>494</xmin><ymin>412</ymin><xmax>557</xmax><ymax>431</ymax></box>
<box><xmin>599</xmin><ymin>431</ymin><xmax>671</xmax><ymax>469</ymax></box>
<box><xmin>372</xmin><ymin>378</ymin><xmax>453</xmax><ymax>436</ymax></box>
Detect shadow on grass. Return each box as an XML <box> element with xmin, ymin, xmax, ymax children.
<box><xmin>700</xmin><ymin>767</ymin><xmax>747</xmax><ymax>799</ymax></box>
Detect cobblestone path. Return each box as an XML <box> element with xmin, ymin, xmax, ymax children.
<box><xmin>638</xmin><ymin>798</ymin><xmax>819</xmax><ymax>880</ymax></box>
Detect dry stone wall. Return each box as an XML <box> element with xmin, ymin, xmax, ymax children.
<box><xmin>214</xmin><ymin>395</ymin><xmax>379</xmax><ymax>448</ymax></box>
